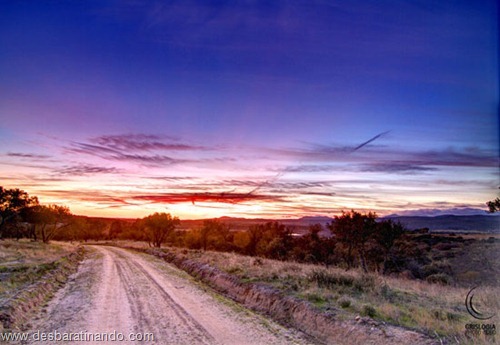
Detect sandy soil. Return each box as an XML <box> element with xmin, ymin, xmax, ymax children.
<box><xmin>26</xmin><ymin>246</ymin><xmax>316</xmax><ymax>345</ymax></box>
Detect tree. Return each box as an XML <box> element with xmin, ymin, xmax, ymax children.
<box><xmin>375</xmin><ymin>219</ymin><xmax>405</xmax><ymax>273</ymax></box>
<box><xmin>64</xmin><ymin>217</ymin><xmax>107</xmax><ymax>242</ymax></box>
<box><xmin>261</xmin><ymin>222</ymin><xmax>294</xmax><ymax>260</ymax></box>
<box><xmin>0</xmin><ymin>187</ymin><xmax>38</xmax><ymax>238</ymax></box>
<box><xmin>141</xmin><ymin>213</ymin><xmax>180</xmax><ymax>248</ymax></box>
<box><xmin>109</xmin><ymin>220</ymin><xmax>124</xmax><ymax>240</ymax></box>
<box><xmin>244</xmin><ymin>224</ymin><xmax>264</xmax><ymax>256</ymax></box>
<box><xmin>486</xmin><ymin>197</ymin><xmax>500</xmax><ymax>213</ymax></box>
<box><xmin>329</xmin><ymin>210</ymin><xmax>377</xmax><ymax>273</ymax></box>
<box><xmin>22</xmin><ymin>204</ymin><xmax>72</xmax><ymax>243</ymax></box>
<box><xmin>199</xmin><ymin>219</ymin><xmax>232</xmax><ymax>251</ymax></box>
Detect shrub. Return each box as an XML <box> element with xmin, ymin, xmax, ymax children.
<box><xmin>306</xmin><ymin>292</ymin><xmax>326</xmax><ymax>306</ymax></box>
<box><xmin>379</xmin><ymin>284</ymin><xmax>397</xmax><ymax>302</ymax></box>
<box><xmin>338</xmin><ymin>297</ymin><xmax>351</xmax><ymax>308</ymax></box>
<box><xmin>361</xmin><ymin>304</ymin><xmax>377</xmax><ymax>318</ymax></box>
<box><xmin>308</xmin><ymin>270</ymin><xmax>354</xmax><ymax>289</ymax></box>
<box><xmin>252</xmin><ymin>258</ymin><xmax>263</xmax><ymax>266</ymax></box>
<box><xmin>426</xmin><ymin>273</ymin><xmax>451</xmax><ymax>285</ymax></box>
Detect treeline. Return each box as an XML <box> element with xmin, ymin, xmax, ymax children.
<box><xmin>1</xmin><ymin>187</ymin><xmax>429</xmax><ymax>276</ymax></box>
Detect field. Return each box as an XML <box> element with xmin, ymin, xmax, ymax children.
<box><xmin>158</xmin><ymin>247</ymin><xmax>498</xmax><ymax>343</ymax></box>
<box><xmin>0</xmin><ymin>240</ymin><xmax>77</xmax><ymax>298</ymax></box>
<box><xmin>1</xmin><ymin>234</ymin><xmax>498</xmax><ymax>343</ymax></box>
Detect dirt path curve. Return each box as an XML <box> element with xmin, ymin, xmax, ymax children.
<box><xmin>27</xmin><ymin>246</ymin><xmax>315</xmax><ymax>345</ymax></box>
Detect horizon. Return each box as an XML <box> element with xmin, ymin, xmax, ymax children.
<box><xmin>1</xmin><ymin>1</ymin><xmax>498</xmax><ymax>219</ymax></box>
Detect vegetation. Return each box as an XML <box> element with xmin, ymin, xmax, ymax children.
<box><xmin>21</xmin><ymin>204</ymin><xmax>72</xmax><ymax>243</ymax></box>
<box><xmin>1</xmin><ymin>186</ymin><xmax>498</xmax><ymax>342</ymax></box>
<box><xmin>2</xmin><ymin>186</ymin><xmax>498</xmax><ymax>287</ymax></box>
<box><xmin>0</xmin><ymin>239</ymin><xmax>76</xmax><ymax>297</ymax></box>
<box><xmin>0</xmin><ymin>187</ymin><xmax>39</xmax><ymax>239</ymax></box>
<box><xmin>486</xmin><ymin>197</ymin><xmax>500</xmax><ymax>213</ymax></box>
<box><xmin>148</xmin><ymin>245</ymin><xmax>499</xmax><ymax>342</ymax></box>
<box><xmin>139</xmin><ymin>212</ymin><xmax>180</xmax><ymax>248</ymax></box>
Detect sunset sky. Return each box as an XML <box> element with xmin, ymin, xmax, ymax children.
<box><xmin>0</xmin><ymin>1</ymin><xmax>498</xmax><ymax>219</ymax></box>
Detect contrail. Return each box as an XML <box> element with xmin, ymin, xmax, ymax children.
<box><xmin>352</xmin><ymin>130</ymin><xmax>391</xmax><ymax>152</ymax></box>
<box><xmin>246</xmin><ymin>172</ymin><xmax>284</xmax><ymax>196</ymax></box>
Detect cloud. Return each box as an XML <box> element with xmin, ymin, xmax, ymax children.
<box><xmin>389</xmin><ymin>207</ymin><xmax>490</xmax><ymax>217</ymax></box>
<box><xmin>283</xmin><ymin>165</ymin><xmax>339</xmax><ymax>173</ymax></box>
<box><xmin>7</xmin><ymin>152</ymin><xmax>51</xmax><ymax>159</ymax></box>
<box><xmin>270</xmin><ymin>142</ymin><xmax>498</xmax><ymax>171</ymax></box>
<box><xmin>406</xmin><ymin>148</ymin><xmax>498</xmax><ymax>168</ymax></box>
<box><xmin>67</xmin><ymin>142</ymin><xmax>187</xmax><ymax>166</ymax></box>
<box><xmin>147</xmin><ymin>176</ymin><xmax>196</xmax><ymax>181</ymax></box>
<box><xmin>299</xmin><ymin>191</ymin><xmax>336</xmax><ymax>197</ymax></box>
<box><xmin>65</xmin><ymin>133</ymin><xmax>215</xmax><ymax>167</ymax></box>
<box><xmin>93</xmin><ymin>134</ymin><xmax>207</xmax><ymax>152</ymax></box>
<box><xmin>54</xmin><ymin>164</ymin><xmax>121</xmax><ymax>176</ymax></box>
<box><xmin>360</xmin><ymin>163</ymin><xmax>437</xmax><ymax>174</ymax></box>
<box><xmin>41</xmin><ymin>189</ymin><xmax>134</xmax><ymax>206</ymax></box>
<box><xmin>132</xmin><ymin>191</ymin><xmax>284</xmax><ymax>204</ymax></box>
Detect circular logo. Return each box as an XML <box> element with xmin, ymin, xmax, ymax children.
<box><xmin>465</xmin><ymin>286</ymin><xmax>496</xmax><ymax>320</ymax></box>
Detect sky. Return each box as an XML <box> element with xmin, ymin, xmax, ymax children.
<box><xmin>0</xmin><ymin>0</ymin><xmax>498</xmax><ymax>219</ymax></box>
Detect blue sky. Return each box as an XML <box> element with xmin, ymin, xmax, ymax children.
<box><xmin>0</xmin><ymin>0</ymin><xmax>498</xmax><ymax>219</ymax></box>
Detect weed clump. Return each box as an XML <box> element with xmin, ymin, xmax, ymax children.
<box><xmin>425</xmin><ymin>273</ymin><xmax>452</xmax><ymax>285</ymax></box>
<box><xmin>308</xmin><ymin>269</ymin><xmax>375</xmax><ymax>293</ymax></box>
<box><xmin>308</xmin><ymin>269</ymin><xmax>354</xmax><ymax>289</ymax></box>
<box><xmin>338</xmin><ymin>297</ymin><xmax>351</xmax><ymax>308</ymax></box>
<box><xmin>361</xmin><ymin>304</ymin><xmax>377</xmax><ymax>318</ymax></box>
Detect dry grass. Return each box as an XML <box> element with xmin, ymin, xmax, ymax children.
<box><xmin>99</xmin><ymin>240</ymin><xmax>499</xmax><ymax>343</ymax></box>
<box><xmin>0</xmin><ymin>239</ymin><xmax>77</xmax><ymax>297</ymax></box>
<box><xmin>157</xmin><ymin>246</ymin><xmax>499</xmax><ymax>343</ymax></box>
<box><xmin>0</xmin><ymin>239</ymin><xmax>75</xmax><ymax>266</ymax></box>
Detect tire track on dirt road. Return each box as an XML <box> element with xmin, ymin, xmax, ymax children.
<box><xmin>111</xmin><ymin>247</ymin><xmax>215</xmax><ymax>344</ymax></box>
<box><xmin>26</xmin><ymin>246</ymin><xmax>315</xmax><ymax>345</ymax></box>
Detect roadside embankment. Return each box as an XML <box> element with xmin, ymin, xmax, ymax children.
<box><xmin>0</xmin><ymin>245</ymin><xmax>85</xmax><ymax>331</ymax></box>
<box><xmin>123</xmin><ymin>245</ymin><xmax>437</xmax><ymax>345</ymax></box>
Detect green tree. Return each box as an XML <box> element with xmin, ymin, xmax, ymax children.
<box><xmin>0</xmin><ymin>187</ymin><xmax>39</xmax><ymax>238</ymax></box>
<box><xmin>487</xmin><ymin>197</ymin><xmax>500</xmax><ymax>213</ymax></box>
<box><xmin>375</xmin><ymin>219</ymin><xmax>405</xmax><ymax>273</ymax></box>
<box><xmin>22</xmin><ymin>204</ymin><xmax>72</xmax><ymax>243</ymax></box>
<box><xmin>141</xmin><ymin>212</ymin><xmax>180</xmax><ymax>248</ymax></box>
<box><xmin>244</xmin><ymin>224</ymin><xmax>264</xmax><ymax>256</ymax></box>
<box><xmin>329</xmin><ymin>210</ymin><xmax>377</xmax><ymax>273</ymax></box>
<box><xmin>294</xmin><ymin>224</ymin><xmax>334</xmax><ymax>265</ymax></box>
<box><xmin>261</xmin><ymin>222</ymin><xmax>294</xmax><ymax>260</ymax></box>
<box><xmin>199</xmin><ymin>219</ymin><xmax>232</xmax><ymax>251</ymax></box>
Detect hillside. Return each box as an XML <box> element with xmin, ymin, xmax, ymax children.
<box><xmin>385</xmin><ymin>215</ymin><xmax>500</xmax><ymax>233</ymax></box>
<box><xmin>178</xmin><ymin>215</ymin><xmax>499</xmax><ymax>234</ymax></box>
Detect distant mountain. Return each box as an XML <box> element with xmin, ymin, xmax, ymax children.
<box><xmin>387</xmin><ymin>207</ymin><xmax>489</xmax><ymax>217</ymax></box>
<box><xmin>178</xmin><ymin>214</ymin><xmax>499</xmax><ymax>234</ymax></box>
<box><xmin>384</xmin><ymin>215</ymin><xmax>500</xmax><ymax>233</ymax></box>
<box><xmin>298</xmin><ymin>216</ymin><xmax>334</xmax><ymax>224</ymax></box>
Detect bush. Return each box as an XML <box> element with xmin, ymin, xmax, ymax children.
<box><xmin>338</xmin><ymin>297</ymin><xmax>352</xmax><ymax>308</ymax></box>
<box><xmin>306</xmin><ymin>292</ymin><xmax>326</xmax><ymax>306</ymax></box>
<box><xmin>361</xmin><ymin>304</ymin><xmax>377</xmax><ymax>318</ymax></box>
<box><xmin>308</xmin><ymin>270</ymin><xmax>354</xmax><ymax>289</ymax></box>
<box><xmin>426</xmin><ymin>273</ymin><xmax>451</xmax><ymax>285</ymax></box>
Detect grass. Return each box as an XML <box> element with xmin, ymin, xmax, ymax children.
<box><xmin>151</xmin><ymin>246</ymin><xmax>499</xmax><ymax>343</ymax></box>
<box><xmin>98</xmin><ymin>239</ymin><xmax>500</xmax><ymax>343</ymax></box>
<box><xmin>0</xmin><ymin>239</ymin><xmax>77</xmax><ymax>298</ymax></box>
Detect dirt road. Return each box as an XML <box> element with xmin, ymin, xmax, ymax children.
<box><xmin>27</xmin><ymin>246</ymin><xmax>314</xmax><ymax>345</ymax></box>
